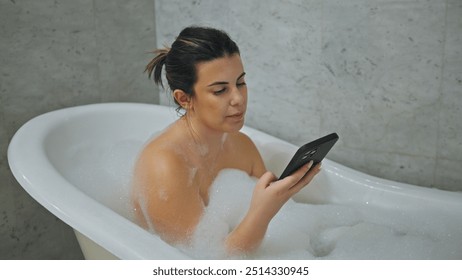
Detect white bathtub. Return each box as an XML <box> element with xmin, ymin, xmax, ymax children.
<box><xmin>8</xmin><ymin>103</ymin><xmax>462</xmax><ymax>259</ymax></box>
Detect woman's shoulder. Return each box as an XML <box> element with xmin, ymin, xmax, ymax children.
<box><xmin>228</xmin><ymin>130</ymin><xmax>254</xmax><ymax>146</ymax></box>
<box><xmin>135</xmin><ymin>129</ymin><xmax>191</xmax><ymax>185</ymax></box>
<box><xmin>138</xmin><ymin>136</ymin><xmax>187</xmax><ymax>171</ymax></box>
<box><xmin>227</xmin><ymin>131</ymin><xmax>260</xmax><ymax>154</ymax></box>
<box><xmin>227</xmin><ymin>131</ymin><xmax>266</xmax><ymax>177</ymax></box>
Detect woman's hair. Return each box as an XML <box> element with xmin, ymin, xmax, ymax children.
<box><xmin>145</xmin><ymin>26</ymin><xmax>240</xmax><ymax>106</ymax></box>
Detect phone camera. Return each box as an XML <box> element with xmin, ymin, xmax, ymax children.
<box><xmin>302</xmin><ymin>148</ymin><xmax>317</xmax><ymax>159</ymax></box>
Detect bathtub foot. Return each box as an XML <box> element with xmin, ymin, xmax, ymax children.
<box><xmin>74</xmin><ymin>230</ymin><xmax>119</xmax><ymax>260</ymax></box>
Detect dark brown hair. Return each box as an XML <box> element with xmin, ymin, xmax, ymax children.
<box><xmin>145</xmin><ymin>26</ymin><xmax>240</xmax><ymax>107</ymax></box>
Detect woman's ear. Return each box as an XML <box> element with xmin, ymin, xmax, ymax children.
<box><xmin>173</xmin><ymin>89</ymin><xmax>192</xmax><ymax>110</ymax></box>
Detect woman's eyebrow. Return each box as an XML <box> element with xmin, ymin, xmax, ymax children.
<box><xmin>207</xmin><ymin>72</ymin><xmax>246</xmax><ymax>87</ymax></box>
<box><xmin>207</xmin><ymin>81</ymin><xmax>228</xmax><ymax>87</ymax></box>
<box><xmin>237</xmin><ymin>72</ymin><xmax>246</xmax><ymax>80</ymax></box>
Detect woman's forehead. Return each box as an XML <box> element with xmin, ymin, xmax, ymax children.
<box><xmin>195</xmin><ymin>54</ymin><xmax>244</xmax><ymax>84</ymax></box>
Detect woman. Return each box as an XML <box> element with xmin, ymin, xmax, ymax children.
<box><xmin>132</xmin><ymin>26</ymin><xmax>321</xmax><ymax>255</ymax></box>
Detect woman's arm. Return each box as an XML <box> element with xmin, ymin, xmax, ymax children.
<box><xmin>225</xmin><ymin>161</ymin><xmax>321</xmax><ymax>254</ymax></box>
<box><xmin>133</xmin><ymin>150</ymin><xmax>205</xmax><ymax>245</ymax></box>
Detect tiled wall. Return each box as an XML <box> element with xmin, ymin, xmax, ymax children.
<box><xmin>155</xmin><ymin>0</ymin><xmax>462</xmax><ymax>191</ymax></box>
<box><xmin>0</xmin><ymin>0</ymin><xmax>157</xmax><ymax>259</ymax></box>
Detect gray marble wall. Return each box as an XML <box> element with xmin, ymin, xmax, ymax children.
<box><xmin>155</xmin><ymin>0</ymin><xmax>462</xmax><ymax>191</ymax></box>
<box><xmin>1</xmin><ymin>0</ymin><xmax>157</xmax><ymax>259</ymax></box>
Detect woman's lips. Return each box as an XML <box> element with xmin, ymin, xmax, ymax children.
<box><xmin>227</xmin><ymin>112</ymin><xmax>245</xmax><ymax>119</ymax></box>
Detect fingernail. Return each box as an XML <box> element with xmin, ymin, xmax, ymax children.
<box><xmin>307</xmin><ymin>160</ymin><xmax>314</xmax><ymax>168</ymax></box>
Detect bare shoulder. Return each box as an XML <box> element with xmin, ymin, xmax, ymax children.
<box><xmin>226</xmin><ymin>131</ymin><xmax>254</xmax><ymax>149</ymax></box>
<box><xmin>227</xmin><ymin>131</ymin><xmax>266</xmax><ymax>177</ymax></box>
<box><xmin>134</xmin><ymin>136</ymin><xmax>189</xmax><ymax>191</ymax></box>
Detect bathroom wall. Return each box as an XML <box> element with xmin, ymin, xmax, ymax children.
<box><xmin>0</xmin><ymin>0</ymin><xmax>157</xmax><ymax>259</ymax></box>
<box><xmin>155</xmin><ymin>0</ymin><xmax>462</xmax><ymax>191</ymax></box>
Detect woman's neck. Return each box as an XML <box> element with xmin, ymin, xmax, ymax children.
<box><xmin>179</xmin><ymin>116</ymin><xmax>228</xmax><ymax>160</ymax></box>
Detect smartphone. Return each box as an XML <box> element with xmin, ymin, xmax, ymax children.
<box><xmin>279</xmin><ymin>132</ymin><xmax>339</xmax><ymax>180</ymax></box>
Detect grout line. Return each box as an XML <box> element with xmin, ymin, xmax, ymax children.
<box><xmin>432</xmin><ymin>0</ymin><xmax>449</xmax><ymax>187</ymax></box>
<box><xmin>92</xmin><ymin>0</ymin><xmax>102</xmax><ymax>103</ymax></box>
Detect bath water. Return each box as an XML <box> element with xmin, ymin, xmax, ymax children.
<box><xmin>63</xmin><ymin>139</ymin><xmax>143</xmax><ymax>221</ymax></box>
<box><xmin>185</xmin><ymin>169</ymin><xmax>462</xmax><ymax>259</ymax></box>
<box><xmin>65</xmin><ymin>141</ymin><xmax>462</xmax><ymax>259</ymax></box>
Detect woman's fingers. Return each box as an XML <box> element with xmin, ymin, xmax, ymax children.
<box><xmin>288</xmin><ymin>162</ymin><xmax>321</xmax><ymax>194</ymax></box>
<box><xmin>257</xmin><ymin>161</ymin><xmax>321</xmax><ymax>200</ymax></box>
<box><xmin>278</xmin><ymin>161</ymin><xmax>313</xmax><ymax>187</ymax></box>
<box><xmin>258</xmin><ymin>171</ymin><xmax>277</xmax><ymax>188</ymax></box>
<box><xmin>250</xmin><ymin>162</ymin><xmax>322</xmax><ymax>223</ymax></box>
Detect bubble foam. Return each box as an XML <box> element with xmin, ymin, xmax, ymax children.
<box><xmin>183</xmin><ymin>169</ymin><xmax>462</xmax><ymax>259</ymax></box>
<box><xmin>64</xmin><ymin>141</ymin><xmax>462</xmax><ymax>260</ymax></box>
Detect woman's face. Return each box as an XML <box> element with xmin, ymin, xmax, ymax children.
<box><xmin>190</xmin><ymin>54</ymin><xmax>248</xmax><ymax>134</ymax></box>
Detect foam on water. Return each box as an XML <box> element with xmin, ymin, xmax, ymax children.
<box><xmin>64</xmin><ymin>142</ymin><xmax>462</xmax><ymax>259</ymax></box>
<box><xmin>182</xmin><ymin>169</ymin><xmax>462</xmax><ymax>259</ymax></box>
<box><xmin>63</xmin><ymin>139</ymin><xmax>143</xmax><ymax>221</ymax></box>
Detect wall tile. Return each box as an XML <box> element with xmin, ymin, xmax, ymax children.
<box><xmin>0</xmin><ymin>167</ymin><xmax>17</xmax><ymax>258</ymax></box>
<box><xmin>435</xmin><ymin>0</ymin><xmax>462</xmax><ymax>189</ymax></box>
<box><xmin>95</xmin><ymin>0</ymin><xmax>158</xmax><ymax>104</ymax></box>
<box><xmin>320</xmin><ymin>0</ymin><xmax>445</xmax><ymax>156</ymax></box>
<box><xmin>0</xmin><ymin>110</ymin><xmax>6</xmax><ymax>166</ymax></box>
<box><xmin>1</xmin><ymin>0</ymin><xmax>100</xmax><ymax>129</ymax></box>
<box><xmin>154</xmin><ymin>0</ymin><xmax>461</xmax><ymax>190</ymax></box>
<box><xmin>438</xmin><ymin>0</ymin><xmax>462</xmax><ymax>161</ymax></box>
<box><xmin>331</xmin><ymin>145</ymin><xmax>436</xmax><ymax>189</ymax></box>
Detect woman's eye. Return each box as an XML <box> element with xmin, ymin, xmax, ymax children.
<box><xmin>213</xmin><ymin>88</ymin><xmax>226</xmax><ymax>95</ymax></box>
<box><xmin>237</xmin><ymin>81</ymin><xmax>246</xmax><ymax>87</ymax></box>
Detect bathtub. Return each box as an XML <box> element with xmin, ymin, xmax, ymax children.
<box><xmin>8</xmin><ymin>103</ymin><xmax>462</xmax><ymax>259</ymax></box>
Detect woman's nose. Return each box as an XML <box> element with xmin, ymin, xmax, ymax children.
<box><xmin>230</xmin><ymin>87</ymin><xmax>245</xmax><ymax>106</ymax></box>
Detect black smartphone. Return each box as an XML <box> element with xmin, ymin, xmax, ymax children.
<box><xmin>279</xmin><ymin>132</ymin><xmax>339</xmax><ymax>180</ymax></box>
